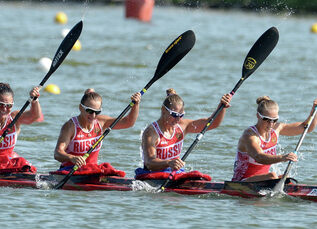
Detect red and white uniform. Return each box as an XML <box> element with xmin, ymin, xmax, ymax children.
<box><xmin>61</xmin><ymin>116</ymin><xmax>103</xmax><ymax>167</ymax></box>
<box><xmin>144</xmin><ymin>121</ymin><xmax>184</xmax><ymax>161</ymax></box>
<box><xmin>232</xmin><ymin>125</ymin><xmax>278</xmax><ymax>181</ymax></box>
<box><xmin>0</xmin><ymin>115</ymin><xmax>18</xmax><ymax>158</ymax></box>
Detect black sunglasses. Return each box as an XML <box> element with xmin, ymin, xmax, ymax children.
<box><xmin>0</xmin><ymin>101</ymin><xmax>14</xmax><ymax>109</ymax></box>
<box><xmin>164</xmin><ymin>105</ymin><xmax>185</xmax><ymax>118</ymax></box>
<box><xmin>80</xmin><ymin>103</ymin><xmax>102</xmax><ymax>115</ymax></box>
<box><xmin>258</xmin><ymin>112</ymin><xmax>278</xmax><ymax>123</ymax></box>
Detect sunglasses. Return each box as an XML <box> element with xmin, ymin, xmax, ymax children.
<box><xmin>0</xmin><ymin>101</ymin><xmax>14</xmax><ymax>109</ymax></box>
<box><xmin>80</xmin><ymin>103</ymin><xmax>102</xmax><ymax>115</ymax></box>
<box><xmin>258</xmin><ymin>112</ymin><xmax>279</xmax><ymax>123</ymax></box>
<box><xmin>164</xmin><ymin>104</ymin><xmax>185</xmax><ymax>118</ymax></box>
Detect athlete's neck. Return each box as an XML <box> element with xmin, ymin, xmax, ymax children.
<box><xmin>77</xmin><ymin>115</ymin><xmax>94</xmax><ymax>131</ymax></box>
<box><xmin>0</xmin><ymin>116</ymin><xmax>8</xmax><ymax>129</ymax></box>
<box><xmin>255</xmin><ymin>124</ymin><xmax>270</xmax><ymax>140</ymax></box>
<box><xmin>157</xmin><ymin>119</ymin><xmax>174</xmax><ymax>138</ymax></box>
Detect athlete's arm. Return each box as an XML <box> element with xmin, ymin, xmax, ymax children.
<box><xmin>100</xmin><ymin>92</ymin><xmax>141</xmax><ymax>130</ymax></box>
<box><xmin>183</xmin><ymin>94</ymin><xmax>231</xmax><ymax>134</ymax></box>
<box><xmin>242</xmin><ymin>130</ymin><xmax>296</xmax><ymax>164</ymax></box>
<box><xmin>54</xmin><ymin>120</ymin><xmax>86</xmax><ymax>168</ymax></box>
<box><xmin>142</xmin><ymin>126</ymin><xmax>184</xmax><ymax>171</ymax></box>
<box><xmin>278</xmin><ymin>99</ymin><xmax>317</xmax><ymax>136</ymax></box>
<box><xmin>14</xmin><ymin>86</ymin><xmax>43</xmax><ymax>127</ymax></box>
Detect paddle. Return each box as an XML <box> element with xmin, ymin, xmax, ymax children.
<box><xmin>273</xmin><ymin>106</ymin><xmax>317</xmax><ymax>193</ymax></box>
<box><xmin>0</xmin><ymin>20</ymin><xmax>83</xmax><ymax>144</ymax></box>
<box><xmin>158</xmin><ymin>27</ymin><xmax>279</xmax><ymax>192</ymax></box>
<box><xmin>53</xmin><ymin>30</ymin><xmax>196</xmax><ymax>189</ymax></box>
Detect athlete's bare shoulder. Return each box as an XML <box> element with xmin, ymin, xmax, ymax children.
<box><xmin>143</xmin><ymin>123</ymin><xmax>156</xmax><ymax>138</ymax></box>
<box><xmin>242</xmin><ymin>127</ymin><xmax>257</xmax><ymax>138</ymax></box>
<box><xmin>60</xmin><ymin>118</ymin><xmax>75</xmax><ymax>133</ymax></box>
<box><xmin>239</xmin><ymin>127</ymin><xmax>257</xmax><ymax>143</ymax></box>
<box><xmin>238</xmin><ymin>127</ymin><xmax>259</xmax><ymax>151</ymax></box>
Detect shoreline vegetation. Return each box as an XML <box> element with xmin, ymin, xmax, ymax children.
<box><xmin>4</xmin><ymin>0</ymin><xmax>317</xmax><ymax>14</ymax></box>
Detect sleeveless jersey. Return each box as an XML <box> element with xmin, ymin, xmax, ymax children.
<box><xmin>150</xmin><ymin>121</ymin><xmax>184</xmax><ymax>161</ymax></box>
<box><xmin>0</xmin><ymin>114</ymin><xmax>18</xmax><ymax>158</ymax></box>
<box><xmin>232</xmin><ymin>125</ymin><xmax>278</xmax><ymax>181</ymax></box>
<box><xmin>61</xmin><ymin>116</ymin><xmax>103</xmax><ymax>167</ymax></box>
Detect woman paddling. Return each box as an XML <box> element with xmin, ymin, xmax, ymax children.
<box><xmin>53</xmin><ymin>88</ymin><xmax>141</xmax><ymax>176</ymax></box>
<box><xmin>232</xmin><ymin>96</ymin><xmax>317</xmax><ymax>182</ymax></box>
<box><xmin>135</xmin><ymin>88</ymin><xmax>231</xmax><ymax>180</ymax></box>
<box><xmin>0</xmin><ymin>83</ymin><xmax>42</xmax><ymax>173</ymax></box>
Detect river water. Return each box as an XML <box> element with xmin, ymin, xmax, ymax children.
<box><xmin>1</xmin><ymin>1</ymin><xmax>317</xmax><ymax>228</ymax></box>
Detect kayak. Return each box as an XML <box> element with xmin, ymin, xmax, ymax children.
<box><xmin>221</xmin><ymin>179</ymin><xmax>317</xmax><ymax>201</ymax></box>
<box><xmin>0</xmin><ymin>173</ymin><xmax>134</xmax><ymax>191</ymax></box>
<box><xmin>1</xmin><ymin>173</ymin><xmax>317</xmax><ymax>202</ymax></box>
<box><xmin>0</xmin><ymin>172</ymin><xmax>219</xmax><ymax>193</ymax></box>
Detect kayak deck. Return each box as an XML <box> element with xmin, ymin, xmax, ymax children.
<box><xmin>0</xmin><ymin>173</ymin><xmax>317</xmax><ymax>201</ymax></box>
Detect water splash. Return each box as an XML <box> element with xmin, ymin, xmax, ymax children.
<box><xmin>273</xmin><ymin>143</ymin><xmax>299</xmax><ymax>178</ymax></box>
<box><xmin>81</xmin><ymin>0</ymin><xmax>90</xmax><ymax>22</ymax></box>
<box><xmin>254</xmin><ymin>0</ymin><xmax>295</xmax><ymax>16</ymax></box>
<box><xmin>137</xmin><ymin>127</ymin><xmax>147</xmax><ymax>167</ymax></box>
<box><xmin>274</xmin><ymin>0</ymin><xmax>295</xmax><ymax>19</ymax></box>
<box><xmin>35</xmin><ymin>174</ymin><xmax>54</xmax><ymax>190</ymax></box>
<box><xmin>131</xmin><ymin>180</ymin><xmax>157</xmax><ymax>192</ymax></box>
<box><xmin>259</xmin><ymin>187</ymin><xmax>286</xmax><ymax>198</ymax></box>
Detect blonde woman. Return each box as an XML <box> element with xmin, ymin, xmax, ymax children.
<box><xmin>232</xmin><ymin>96</ymin><xmax>317</xmax><ymax>182</ymax></box>
<box><xmin>136</xmin><ymin>89</ymin><xmax>231</xmax><ymax>177</ymax></box>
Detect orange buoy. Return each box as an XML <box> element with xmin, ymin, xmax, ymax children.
<box><xmin>125</xmin><ymin>0</ymin><xmax>154</xmax><ymax>22</ymax></box>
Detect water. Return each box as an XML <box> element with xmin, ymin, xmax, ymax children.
<box><xmin>1</xmin><ymin>1</ymin><xmax>317</xmax><ymax>228</ymax></box>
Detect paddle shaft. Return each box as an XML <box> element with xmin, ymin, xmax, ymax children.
<box><xmin>0</xmin><ymin>20</ymin><xmax>83</xmax><ymax>143</ymax></box>
<box><xmin>159</xmin><ymin>27</ymin><xmax>279</xmax><ymax>191</ymax></box>
<box><xmin>55</xmin><ymin>73</ymin><xmax>171</xmax><ymax>189</ymax></box>
<box><xmin>280</xmin><ymin>106</ymin><xmax>317</xmax><ymax>183</ymax></box>
<box><xmin>53</xmin><ymin>30</ymin><xmax>196</xmax><ymax>189</ymax></box>
<box><xmin>66</xmin><ymin>30</ymin><xmax>195</xmax><ymax>168</ymax></box>
<box><xmin>79</xmin><ymin>87</ymin><xmax>153</xmax><ymax>166</ymax></box>
<box><xmin>80</xmin><ymin>75</ymin><xmax>158</xmax><ymax>153</ymax></box>
<box><xmin>55</xmin><ymin>87</ymin><xmax>152</xmax><ymax>188</ymax></box>
<box><xmin>54</xmin><ymin>88</ymin><xmax>151</xmax><ymax>187</ymax></box>
<box><xmin>182</xmin><ymin>78</ymin><xmax>244</xmax><ymax>162</ymax></box>
<box><xmin>1</xmin><ymin>69</ymin><xmax>56</xmax><ymax>141</ymax></box>
<box><xmin>159</xmin><ymin>78</ymin><xmax>245</xmax><ymax>190</ymax></box>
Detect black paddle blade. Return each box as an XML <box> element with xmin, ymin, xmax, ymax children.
<box><xmin>151</xmin><ymin>30</ymin><xmax>195</xmax><ymax>85</ymax></box>
<box><xmin>242</xmin><ymin>27</ymin><xmax>279</xmax><ymax>79</ymax></box>
<box><xmin>40</xmin><ymin>20</ymin><xmax>83</xmax><ymax>86</ymax></box>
